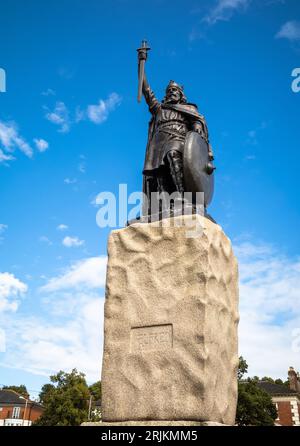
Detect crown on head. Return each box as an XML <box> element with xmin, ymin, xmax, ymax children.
<box><xmin>166</xmin><ymin>80</ymin><xmax>184</xmax><ymax>93</ymax></box>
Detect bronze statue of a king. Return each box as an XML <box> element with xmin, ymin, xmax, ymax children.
<box><xmin>137</xmin><ymin>40</ymin><xmax>216</xmax><ymax>218</ymax></box>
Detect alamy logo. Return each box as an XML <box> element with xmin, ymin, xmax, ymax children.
<box><xmin>291</xmin><ymin>68</ymin><xmax>300</xmax><ymax>93</ymax></box>
<box><xmin>0</xmin><ymin>68</ymin><xmax>6</xmax><ymax>92</ymax></box>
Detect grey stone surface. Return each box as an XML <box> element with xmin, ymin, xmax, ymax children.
<box><xmin>101</xmin><ymin>215</ymin><xmax>239</xmax><ymax>425</ymax></box>
<box><xmin>82</xmin><ymin>421</ymin><xmax>227</xmax><ymax>426</ymax></box>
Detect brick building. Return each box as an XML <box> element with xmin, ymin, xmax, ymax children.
<box><xmin>257</xmin><ymin>367</ymin><xmax>300</xmax><ymax>426</ymax></box>
<box><xmin>0</xmin><ymin>389</ymin><xmax>44</xmax><ymax>426</ymax></box>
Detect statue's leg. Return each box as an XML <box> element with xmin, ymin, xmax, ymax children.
<box><xmin>143</xmin><ymin>175</ymin><xmax>158</xmax><ymax>218</ymax></box>
<box><xmin>166</xmin><ymin>150</ymin><xmax>184</xmax><ymax>194</ymax></box>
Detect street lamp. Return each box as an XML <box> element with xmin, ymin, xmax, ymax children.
<box><xmin>19</xmin><ymin>396</ymin><xmax>28</xmax><ymax>426</ymax></box>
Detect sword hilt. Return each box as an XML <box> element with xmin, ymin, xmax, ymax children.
<box><xmin>137</xmin><ymin>39</ymin><xmax>150</xmax><ymax>61</ymax></box>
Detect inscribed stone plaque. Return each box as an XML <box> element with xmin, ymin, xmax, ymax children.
<box><xmin>130</xmin><ymin>324</ymin><xmax>173</xmax><ymax>352</ymax></box>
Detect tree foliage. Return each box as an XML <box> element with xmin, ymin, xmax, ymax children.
<box><xmin>2</xmin><ymin>385</ymin><xmax>29</xmax><ymax>399</ymax></box>
<box><xmin>89</xmin><ymin>381</ymin><xmax>101</xmax><ymax>401</ymax></box>
<box><xmin>236</xmin><ymin>380</ymin><xmax>278</xmax><ymax>426</ymax></box>
<box><xmin>237</xmin><ymin>356</ymin><xmax>248</xmax><ymax>380</ymax></box>
<box><xmin>35</xmin><ymin>369</ymin><xmax>90</xmax><ymax>426</ymax></box>
<box><xmin>236</xmin><ymin>357</ymin><xmax>277</xmax><ymax>426</ymax></box>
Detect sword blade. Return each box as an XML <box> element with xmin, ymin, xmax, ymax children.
<box><xmin>138</xmin><ymin>59</ymin><xmax>145</xmax><ymax>103</ymax></box>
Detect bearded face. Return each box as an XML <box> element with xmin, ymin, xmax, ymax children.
<box><xmin>165</xmin><ymin>85</ymin><xmax>182</xmax><ymax>104</ymax></box>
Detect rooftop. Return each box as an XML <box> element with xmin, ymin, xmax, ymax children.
<box><xmin>257</xmin><ymin>381</ymin><xmax>299</xmax><ymax>396</ymax></box>
<box><xmin>0</xmin><ymin>389</ymin><xmax>43</xmax><ymax>407</ymax></box>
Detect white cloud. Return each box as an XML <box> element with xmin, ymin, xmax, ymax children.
<box><xmin>236</xmin><ymin>241</ymin><xmax>300</xmax><ymax>378</ymax></box>
<box><xmin>0</xmin><ymin>149</ymin><xmax>15</xmax><ymax>164</ymax></box>
<box><xmin>203</xmin><ymin>0</ymin><xmax>250</xmax><ymax>25</ymax></box>
<box><xmin>0</xmin><ymin>224</ymin><xmax>8</xmax><ymax>234</ymax></box>
<box><xmin>57</xmin><ymin>224</ymin><xmax>68</xmax><ymax>231</ymax></box>
<box><xmin>78</xmin><ymin>162</ymin><xmax>86</xmax><ymax>173</ymax></box>
<box><xmin>0</xmin><ymin>328</ymin><xmax>5</xmax><ymax>353</ymax></box>
<box><xmin>0</xmin><ymin>121</ymin><xmax>33</xmax><ymax>160</ymax></box>
<box><xmin>0</xmin><ymin>294</ymin><xmax>104</xmax><ymax>381</ymax></box>
<box><xmin>2</xmin><ymin>239</ymin><xmax>300</xmax><ymax>386</ymax></box>
<box><xmin>0</xmin><ymin>256</ymin><xmax>107</xmax><ymax>381</ymax></box>
<box><xmin>64</xmin><ymin>177</ymin><xmax>77</xmax><ymax>185</ymax></box>
<box><xmin>44</xmin><ymin>94</ymin><xmax>121</xmax><ymax>133</ymax></box>
<box><xmin>245</xmin><ymin>121</ymin><xmax>267</xmax><ymax>146</ymax></box>
<box><xmin>0</xmin><ymin>224</ymin><xmax>8</xmax><ymax>243</ymax></box>
<box><xmin>86</xmin><ymin>93</ymin><xmax>122</xmax><ymax>124</ymax></box>
<box><xmin>34</xmin><ymin>138</ymin><xmax>49</xmax><ymax>152</ymax></box>
<box><xmin>39</xmin><ymin>236</ymin><xmax>53</xmax><ymax>246</ymax></box>
<box><xmin>0</xmin><ymin>272</ymin><xmax>27</xmax><ymax>312</ymax></box>
<box><xmin>45</xmin><ymin>101</ymin><xmax>70</xmax><ymax>133</ymax></box>
<box><xmin>62</xmin><ymin>236</ymin><xmax>85</xmax><ymax>248</ymax></box>
<box><xmin>40</xmin><ymin>256</ymin><xmax>107</xmax><ymax>293</ymax></box>
<box><xmin>41</xmin><ymin>88</ymin><xmax>56</xmax><ymax>96</ymax></box>
<box><xmin>276</xmin><ymin>20</ymin><xmax>300</xmax><ymax>42</ymax></box>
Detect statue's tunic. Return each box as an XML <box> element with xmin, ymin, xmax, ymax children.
<box><xmin>143</xmin><ymin>84</ymin><xmax>209</xmax><ymax>175</ymax></box>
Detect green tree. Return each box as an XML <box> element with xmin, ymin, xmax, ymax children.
<box><xmin>274</xmin><ymin>379</ymin><xmax>284</xmax><ymax>385</ymax></box>
<box><xmin>89</xmin><ymin>381</ymin><xmax>101</xmax><ymax>401</ymax></box>
<box><xmin>238</xmin><ymin>356</ymin><xmax>248</xmax><ymax>380</ymax></box>
<box><xmin>236</xmin><ymin>357</ymin><xmax>277</xmax><ymax>426</ymax></box>
<box><xmin>236</xmin><ymin>380</ymin><xmax>278</xmax><ymax>426</ymax></box>
<box><xmin>275</xmin><ymin>378</ymin><xmax>289</xmax><ymax>387</ymax></box>
<box><xmin>88</xmin><ymin>381</ymin><xmax>102</xmax><ymax>422</ymax></box>
<box><xmin>2</xmin><ymin>385</ymin><xmax>29</xmax><ymax>399</ymax></box>
<box><xmin>39</xmin><ymin>383</ymin><xmax>56</xmax><ymax>405</ymax></box>
<box><xmin>261</xmin><ymin>376</ymin><xmax>275</xmax><ymax>383</ymax></box>
<box><xmin>35</xmin><ymin>369</ymin><xmax>90</xmax><ymax>426</ymax></box>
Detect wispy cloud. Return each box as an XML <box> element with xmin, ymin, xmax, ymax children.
<box><xmin>0</xmin><ymin>293</ymin><xmax>104</xmax><ymax>381</ymax></box>
<box><xmin>236</xmin><ymin>240</ymin><xmax>300</xmax><ymax>378</ymax></box>
<box><xmin>85</xmin><ymin>93</ymin><xmax>122</xmax><ymax>124</ymax></box>
<box><xmin>245</xmin><ymin>121</ymin><xmax>267</xmax><ymax>146</ymax></box>
<box><xmin>275</xmin><ymin>20</ymin><xmax>300</xmax><ymax>42</ymax></box>
<box><xmin>62</xmin><ymin>236</ymin><xmax>85</xmax><ymax>248</ymax></box>
<box><xmin>0</xmin><ymin>258</ymin><xmax>106</xmax><ymax>381</ymax></box>
<box><xmin>58</xmin><ymin>67</ymin><xmax>74</xmax><ymax>80</ymax></box>
<box><xmin>78</xmin><ymin>161</ymin><xmax>86</xmax><ymax>174</ymax></box>
<box><xmin>34</xmin><ymin>138</ymin><xmax>49</xmax><ymax>152</ymax></box>
<box><xmin>41</xmin><ymin>88</ymin><xmax>56</xmax><ymax>97</ymax></box>
<box><xmin>0</xmin><ymin>121</ymin><xmax>49</xmax><ymax>165</ymax></box>
<box><xmin>0</xmin><ymin>272</ymin><xmax>27</xmax><ymax>313</ymax></box>
<box><xmin>39</xmin><ymin>236</ymin><xmax>53</xmax><ymax>246</ymax></box>
<box><xmin>0</xmin><ymin>149</ymin><xmax>15</xmax><ymax>164</ymax></box>
<box><xmin>0</xmin><ymin>121</ymin><xmax>33</xmax><ymax>160</ymax></box>
<box><xmin>2</xmin><ymin>239</ymin><xmax>300</xmax><ymax>384</ymax></box>
<box><xmin>40</xmin><ymin>256</ymin><xmax>107</xmax><ymax>293</ymax></box>
<box><xmin>0</xmin><ymin>224</ymin><xmax>8</xmax><ymax>243</ymax></box>
<box><xmin>57</xmin><ymin>224</ymin><xmax>68</xmax><ymax>231</ymax></box>
<box><xmin>45</xmin><ymin>101</ymin><xmax>71</xmax><ymax>133</ymax></box>
<box><xmin>44</xmin><ymin>93</ymin><xmax>121</xmax><ymax>132</ymax></box>
<box><xmin>203</xmin><ymin>0</ymin><xmax>250</xmax><ymax>26</ymax></box>
<box><xmin>0</xmin><ymin>224</ymin><xmax>8</xmax><ymax>234</ymax></box>
<box><xmin>64</xmin><ymin>177</ymin><xmax>77</xmax><ymax>185</ymax></box>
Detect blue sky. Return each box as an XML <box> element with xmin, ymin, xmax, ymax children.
<box><xmin>1</xmin><ymin>0</ymin><xmax>300</xmax><ymax>399</ymax></box>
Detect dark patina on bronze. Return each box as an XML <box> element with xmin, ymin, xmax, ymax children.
<box><xmin>135</xmin><ymin>40</ymin><xmax>215</xmax><ymax>222</ymax></box>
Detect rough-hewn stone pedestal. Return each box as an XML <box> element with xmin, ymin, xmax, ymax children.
<box><xmin>101</xmin><ymin>215</ymin><xmax>239</xmax><ymax>425</ymax></box>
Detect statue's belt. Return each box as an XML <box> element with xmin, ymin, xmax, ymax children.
<box><xmin>155</xmin><ymin>121</ymin><xmax>186</xmax><ymax>139</ymax></box>
<box><xmin>156</xmin><ymin>128</ymin><xmax>186</xmax><ymax>140</ymax></box>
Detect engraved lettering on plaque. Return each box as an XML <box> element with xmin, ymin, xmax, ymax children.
<box><xmin>130</xmin><ymin>324</ymin><xmax>173</xmax><ymax>352</ymax></box>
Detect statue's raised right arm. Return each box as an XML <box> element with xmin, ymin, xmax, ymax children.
<box><xmin>137</xmin><ymin>41</ymin><xmax>160</xmax><ymax>114</ymax></box>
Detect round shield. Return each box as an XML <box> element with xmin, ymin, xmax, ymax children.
<box><xmin>183</xmin><ymin>131</ymin><xmax>215</xmax><ymax>207</ymax></box>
